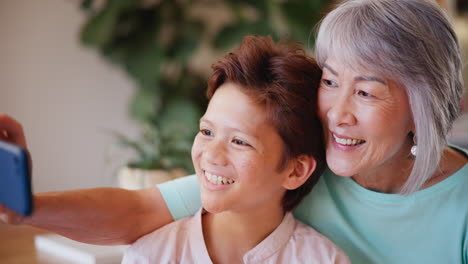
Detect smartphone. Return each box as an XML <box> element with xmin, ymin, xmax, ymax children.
<box><xmin>0</xmin><ymin>140</ymin><xmax>33</xmax><ymax>216</ymax></box>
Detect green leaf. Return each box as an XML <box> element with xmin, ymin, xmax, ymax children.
<box><xmin>129</xmin><ymin>88</ymin><xmax>162</xmax><ymax>123</ymax></box>
<box><xmin>80</xmin><ymin>0</ymin><xmax>93</xmax><ymax>11</ymax></box>
<box><xmin>167</xmin><ymin>21</ymin><xmax>204</xmax><ymax>63</ymax></box>
<box><xmin>80</xmin><ymin>0</ymin><xmax>137</xmax><ymax>47</ymax></box>
<box><xmin>101</xmin><ymin>42</ymin><xmax>130</xmax><ymax>66</ymax></box>
<box><xmin>224</xmin><ymin>0</ymin><xmax>269</xmax><ymax>17</ymax></box>
<box><xmin>280</xmin><ymin>0</ymin><xmax>328</xmax><ymax>45</ymax></box>
<box><xmin>158</xmin><ymin>98</ymin><xmax>200</xmax><ymax>136</ymax></box>
<box><xmin>110</xmin><ymin>131</ymin><xmax>151</xmax><ymax>164</ymax></box>
<box><xmin>98</xmin><ymin>8</ymin><xmax>163</xmax><ymax>84</ymax></box>
<box><xmin>81</xmin><ymin>9</ymin><xmax>118</xmax><ymax>47</ymax></box>
<box><xmin>125</xmin><ymin>42</ymin><xmax>163</xmax><ymax>90</ymax></box>
<box><xmin>213</xmin><ymin>21</ymin><xmax>277</xmax><ymax>50</ymax></box>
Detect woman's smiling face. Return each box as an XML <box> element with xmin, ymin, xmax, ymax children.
<box><xmin>318</xmin><ymin>58</ymin><xmax>414</xmax><ymax>182</ymax></box>
<box><xmin>192</xmin><ymin>82</ymin><xmax>291</xmax><ymax>214</ymax></box>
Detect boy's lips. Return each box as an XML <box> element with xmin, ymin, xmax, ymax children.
<box><xmin>204</xmin><ymin>170</ymin><xmax>235</xmax><ymax>185</ymax></box>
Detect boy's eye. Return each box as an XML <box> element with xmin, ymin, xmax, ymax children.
<box><xmin>232</xmin><ymin>138</ymin><xmax>250</xmax><ymax>146</ymax></box>
<box><xmin>200</xmin><ymin>129</ymin><xmax>214</xmax><ymax>136</ymax></box>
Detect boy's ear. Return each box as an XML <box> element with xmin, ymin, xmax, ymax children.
<box><xmin>282</xmin><ymin>155</ymin><xmax>316</xmax><ymax>190</ymax></box>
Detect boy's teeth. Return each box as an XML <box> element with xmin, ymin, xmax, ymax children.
<box><xmin>333</xmin><ymin>134</ymin><xmax>365</xmax><ymax>146</ymax></box>
<box><xmin>205</xmin><ymin>172</ymin><xmax>235</xmax><ymax>185</ymax></box>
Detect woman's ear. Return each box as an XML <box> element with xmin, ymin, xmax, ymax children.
<box><xmin>282</xmin><ymin>155</ymin><xmax>316</xmax><ymax>190</ymax></box>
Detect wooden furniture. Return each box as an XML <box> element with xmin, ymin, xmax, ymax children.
<box><xmin>0</xmin><ymin>224</ymin><xmax>64</xmax><ymax>264</ymax></box>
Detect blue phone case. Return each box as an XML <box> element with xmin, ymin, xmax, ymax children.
<box><xmin>0</xmin><ymin>140</ymin><xmax>33</xmax><ymax>216</ymax></box>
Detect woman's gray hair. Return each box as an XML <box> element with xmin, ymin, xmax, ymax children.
<box><xmin>315</xmin><ymin>0</ymin><xmax>464</xmax><ymax>195</ymax></box>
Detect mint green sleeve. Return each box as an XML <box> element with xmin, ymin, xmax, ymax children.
<box><xmin>464</xmin><ymin>231</ymin><xmax>468</xmax><ymax>264</ymax></box>
<box><xmin>157</xmin><ymin>174</ymin><xmax>201</xmax><ymax>220</ymax></box>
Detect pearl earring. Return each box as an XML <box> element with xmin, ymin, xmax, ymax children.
<box><xmin>411</xmin><ymin>133</ymin><xmax>417</xmax><ymax>156</ymax></box>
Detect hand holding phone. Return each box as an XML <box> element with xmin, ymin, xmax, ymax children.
<box><xmin>0</xmin><ymin>115</ymin><xmax>33</xmax><ymax>217</ymax></box>
<box><xmin>0</xmin><ymin>139</ymin><xmax>33</xmax><ymax>217</ymax></box>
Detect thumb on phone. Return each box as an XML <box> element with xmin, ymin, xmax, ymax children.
<box><xmin>0</xmin><ymin>114</ymin><xmax>33</xmax><ymax>176</ymax></box>
<box><xmin>0</xmin><ymin>114</ymin><xmax>28</xmax><ymax>148</ymax></box>
<box><xmin>0</xmin><ymin>204</ymin><xmax>24</xmax><ymax>225</ymax></box>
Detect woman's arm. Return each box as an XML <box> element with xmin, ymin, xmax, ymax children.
<box><xmin>1</xmin><ymin>187</ymin><xmax>174</xmax><ymax>245</ymax></box>
<box><xmin>0</xmin><ymin>114</ymin><xmax>202</xmax><ymax>245</ymax></box>
<box><xmin>0</xmin><ymin>114</ymin><xmax>173</xmax><ymax>244</ymax></box>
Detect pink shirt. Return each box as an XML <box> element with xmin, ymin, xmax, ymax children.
<box><xmin>122</xmin><ymin>209</ymin><xmax>350</xmax><ymax>264</ymax></box>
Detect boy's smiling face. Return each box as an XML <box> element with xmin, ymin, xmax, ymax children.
<box><xmin>192</xmin><ymin>82</ymin><xmax>291</xmax><ymax>214</ymax></box>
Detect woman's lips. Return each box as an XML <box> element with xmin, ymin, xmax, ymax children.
<box><xmin>332</xmin><ymin>133</ymin><xmax>366</xmax><ymax>146</ymax></box>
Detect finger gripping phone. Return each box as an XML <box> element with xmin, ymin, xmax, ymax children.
<box><xmin>0</xmin><ymin>140</ymin><xmax>33</xmax><ymax>216</ymax></box>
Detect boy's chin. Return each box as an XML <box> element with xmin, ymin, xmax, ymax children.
<box><xmin>201</xmin><ymin>198</ymin><xmax>227</xmax><ymax>214</ymax></box>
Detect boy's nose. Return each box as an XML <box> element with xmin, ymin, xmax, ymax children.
<box><xmin>203</xmin><ymin>140</ymin><xmax>228</xmax><ymax>166</ymax></box>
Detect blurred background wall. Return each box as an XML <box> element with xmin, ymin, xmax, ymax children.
<box><xmin>0</xmin><ymin>0</ymin><xmax>139</xmax><ymax>192</ymax></box>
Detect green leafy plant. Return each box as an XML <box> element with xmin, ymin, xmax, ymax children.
<box><xmin>80</xmin><ymin>0</ymin><xmax>330</xmax><ymax>174</ymax></box>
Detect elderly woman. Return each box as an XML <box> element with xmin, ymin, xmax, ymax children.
<box><xmin>0</xmin><ymin>0</ymin><xmax>467</xmax><ymax>263</ymax></box>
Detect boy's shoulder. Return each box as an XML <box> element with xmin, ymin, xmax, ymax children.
<box><xmin>122</xmin><ymin>210</ymin><xmax>203</xmax><ymax>263</ymax></box>
<box><xmin>287</xmin><ymin>217</ymin><xmax>351</xmax><ymax>264</ymax></box>
<box><xmin>292</xmin><ymin>218</ymin><xmax>342</xmax><ymax>249</ymax></box>
<box><xmin>136</xmin><ymin>212</ymin><xmax>194</xmax><ymax>246</ymax></box>
<box><xmin>243</xmin><ymin>212</ymin><xmax>350</xmax><ymax>264</ymax></box>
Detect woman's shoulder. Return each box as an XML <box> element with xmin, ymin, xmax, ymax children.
<box><xmin>423</xmin><ymin>145</ymin><xmax>468</xmax><ymax>190</ymax></box>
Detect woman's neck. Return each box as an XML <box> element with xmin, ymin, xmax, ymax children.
<box><xmin>201</xmin><ymin>205</ymin><xmax>285</xmax><ymax>264</ymax></box>
<box><xmin>351</xmin><ymin>147</ymin><xmax>414</xmax><ymax>193</ymax></box>
<box><xmin>422</xmin><ymin>147</ymin><xmax>467</xmax><ymax>188</ymax></box>
<box><xmin>352</xmin><ymin>146</ymin><xmax>467</xmax><ymax>193</ymax></box>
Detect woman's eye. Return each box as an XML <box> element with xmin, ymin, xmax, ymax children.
<box><xmin>321</xmin><ymin>79</ymin><xmax>337</xmax><ymax>87</ymax></box>
<box><xmin>357</xmin><ymin>90</ymin><xmax>375</xmax><ymax>98</ymax></box>
<box><xmin>232</xmin><ymin>138</ymin><xmax>250</xmax><ymax>146</ymax></box>
<box><xmin>200</xmin><ymin>129</ymin><xmax>214</xmax><ymax>136</ymax></box>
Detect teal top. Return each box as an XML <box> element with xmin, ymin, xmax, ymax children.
<box><xmin>158</xmin><ymin>147</ymin><xmax>468</xmax><ymax>264</ymax></box>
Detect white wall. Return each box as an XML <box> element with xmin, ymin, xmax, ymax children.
<box><xmin>0</xmin><ymin>0</ymin><xmax>139</xmax><ymax>192</ymax></box>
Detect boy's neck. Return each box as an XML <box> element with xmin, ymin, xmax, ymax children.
<box><xmin>201</xmin><ymin>205</ymin><xmax>285</xmax><ymax>264</ymax></box>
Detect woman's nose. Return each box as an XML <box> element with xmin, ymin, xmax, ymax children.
<box><xmin>326</xmin><ymin>94</ymin><xmax>356</xmax><ymax>127</ymax></box>
<box><xmin>203</xmin><ymin>140</ymin><xmax>228</xmax><ymax>166</ymax></box>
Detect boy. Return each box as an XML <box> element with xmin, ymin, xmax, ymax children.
<box><xmin>123</xmin><ymin>36</ymin><xmax>350</xmax><ymax>263</ymax></box>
